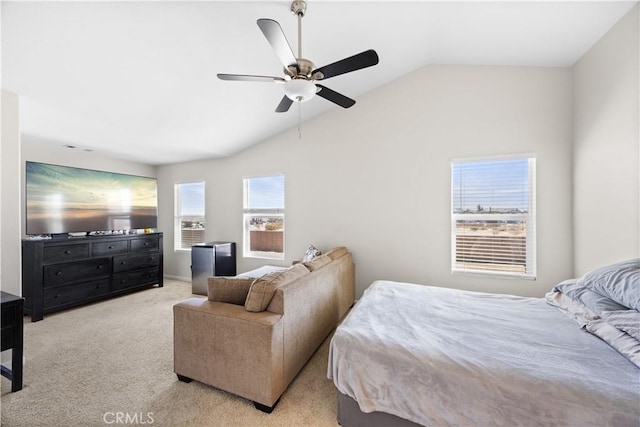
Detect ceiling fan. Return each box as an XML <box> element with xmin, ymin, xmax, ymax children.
<box><xmin>217</xmin><ymin>0</ymin><xmax>379</xmax><ymax>113</ymax></box>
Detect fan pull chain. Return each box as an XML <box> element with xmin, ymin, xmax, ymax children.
<box><xmin>297</xmin><ymin>102</ymin><xmax>302</xmax><ymax>139</ymax></box>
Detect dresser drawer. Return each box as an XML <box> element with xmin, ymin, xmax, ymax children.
<box><xmin>113</xmin><ymin>253</ymin><xmax>160</xmax><ymax>273</ymax></box>
<box><xmin>92</xmin><ymin>240</ymin><xmax>129</xmax><ymax>256</ymax></box>
<box><xmin>130</xmin><ymin>237</ymin><xmax>158</xmax><ymax>252</ymax></box>
<box><xmin>43</xmin><ymin>258</ymin><xmax>111</xmax><ymax>287</ymax></box>
<box><xmin>43</xmin><ymin>244</ymin><xmax>89</xmax><ymax>264</ymax></box>
<box><xmin>44</xmin><ymin>280</ymin><xmax>110</xmax><ymax>309</ymax></box>
<box><xmin>113</xmin><ymin>269</ymin><xmax>159</xmax><ymax>291</ymax></box>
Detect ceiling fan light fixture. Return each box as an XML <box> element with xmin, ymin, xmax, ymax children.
<box><xmin>284</xmin><ymin>79</ymin><xmax>316</xmax><ymax>102</ymax></box>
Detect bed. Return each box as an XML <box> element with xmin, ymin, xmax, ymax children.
<box><xmin>327</xmin><ymin>259</ymin><xmax>640</xmax><ymax>427</ymax></box>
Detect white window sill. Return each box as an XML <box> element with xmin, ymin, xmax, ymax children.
<box><xmin>451</xmin><ymin>269</ymin><xmax>536</xmax><ymax>280</ymax></box>
<box><xmin>243</xmin><ymin>251</ymin><xmax>285</xmax><ymax>261</ymax></box>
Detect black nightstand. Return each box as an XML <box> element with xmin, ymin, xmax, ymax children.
<box><xmin>1</xmin><ymin>291</ymin><xmax>24</xmax><ymax>392</ymax></box>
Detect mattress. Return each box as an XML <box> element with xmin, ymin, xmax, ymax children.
<box><xmin>328</xmin><ymin>280</ymin><xmax>640</xmax><ymax>426</ymax></box>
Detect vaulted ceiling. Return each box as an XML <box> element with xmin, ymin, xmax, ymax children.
<box><xmin>2</xmin><ymin>1</ymin><xmax>637</xmax><ymax>165</ymax></box>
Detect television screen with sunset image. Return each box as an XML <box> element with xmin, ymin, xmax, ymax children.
<box><xmin>26</xmin><ymin>162</ymin><xmax>158</xmax><ymax>235</ymax></box>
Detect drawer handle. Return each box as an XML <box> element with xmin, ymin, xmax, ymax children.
<box><xmin>120</xmin><ymin>279</ymin><xmax>126</xmax><ymax>284</ymax></box>
<box><xmin>54</xmin><ymin>294</ymin><xmax>60</xmax><ymax>299</ymax></box>
<box><xmin>108</xmin><ymin>246</ymin><xmax>113</xmax><ymax>249</ymax></box>
<box><xmin>120</xmin><ymin>261</ymin><xmax>126</xmax><ymax>265</ymax></box>
<box><xmin>144</xmin><ymin>242</ymin><xmax>149</xmax><ymax>246</ymax></box>
<box><xmin>56</xmin><ymin>271</ymin><xmax>63</xmax><ymax>276</ymax></box>
<box><xmin>97</xmin><ymin>284</ymin><xmax>102</xmax><ymax>289</ymax></box>
<box><xmin>64</xmin><ymin>250</ymin><xmax>72</xmax><ymax>254</ymax></box>
<box><xmin>97</xmin><ymin>265</ymin><xmax>104</xmax><ymax>269</ymax></box>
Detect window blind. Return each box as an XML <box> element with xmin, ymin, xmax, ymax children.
<box><xmin>175</xmin><ymin>181</ymin><xmax>205</xmax><ymax>251</ymax></box>
<box><xmin>451</xmin><ymin>156</ymin><xmax>536</xmax><ymax>278</ymax></box>
<box><xmin>179</xmin><ymin>226</ymin><xmax>205</xmax><ymax>249</ymax></box>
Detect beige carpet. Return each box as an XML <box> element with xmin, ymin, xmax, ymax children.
<box><xmin>1</xmin><ymin>280</ymin><xmax>339</xmax><ymax>426</ymax></box>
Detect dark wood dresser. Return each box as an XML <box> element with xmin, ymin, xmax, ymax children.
<box><xmin>22</xmin><ymin>233</ymin><xmax>163</xmax><ymax>321</ymax></box>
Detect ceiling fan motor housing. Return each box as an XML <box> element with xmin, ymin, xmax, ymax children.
<box><xmin>287</xmin><ymin>57</ymin><xmax>316</xmax><ymax>79</ymax></box>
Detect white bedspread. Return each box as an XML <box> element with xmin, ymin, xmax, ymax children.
<box><xmin>328</xmin><ymin>281</ymin><xmax>640</xmax><ymax>426</ymax></box>
<box><xmin>235</xmin><ymin>265</ymin><xmax>286</xmax><ymax>279</ymax></box>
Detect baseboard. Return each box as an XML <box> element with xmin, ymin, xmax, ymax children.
<box><xmin>164</xmin><ymin>274</ymin><xmax>191</xmax><ymax>283</ymax></box>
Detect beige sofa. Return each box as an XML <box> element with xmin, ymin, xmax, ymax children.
<box><xmin>173</xmin><ymin>247</ymin><xmax>355</xmax><ymax>412</ymax></box>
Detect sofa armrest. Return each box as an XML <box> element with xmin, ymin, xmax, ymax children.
<box><xmin>173</xmin><ymin>298</ymin><xmax>285</xmax><ymax>407</ymax></box>
<box><xmin>176</xmin><ymin>297</ymin><xmax>281</xmax><ymax>325</ymax></box>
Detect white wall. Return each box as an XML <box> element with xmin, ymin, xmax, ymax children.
<box><xmin>1</xmin><ymin>91</ymin><xmax>21</xmax><ymax>295</ymax></box>
<box><xmin>156</xmin><ymin>160</ymin><xmax>211</xmax><ymax>281</ymax></box>
<box><xmin>158</xmin><ymin>65</ymin><xmax>574</xmax><ymax>297</ymax></box>
<box><xmin>573</xmin><ymin>4</ymin><xmax>640</xmax><ymax>275</ymax></box>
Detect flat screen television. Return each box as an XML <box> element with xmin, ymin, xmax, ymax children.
<box><xmin>26</xmin><ymin>161</ymin><xmax>158</xmax><ymax>235</ymax></box>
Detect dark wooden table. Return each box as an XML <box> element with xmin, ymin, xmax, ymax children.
<box><xmin>1</xmin><ymin>291</ymin><xmax>24</xmax><ymax>392</ymax></box>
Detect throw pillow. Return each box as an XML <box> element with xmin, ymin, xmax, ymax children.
<box><xmin>245</xmin><ymin>263</ymin><xmax>309</xmax><ymax>312</ymax></box>
<box><xmin>208</xmin><ymin>277</ymin><xmax>253</xmax><ymax>305</ymax></box>
<box><xmin>302</xmin><ymin>245</ymin><xmax>321</xmax><ymax>262</ymax></box>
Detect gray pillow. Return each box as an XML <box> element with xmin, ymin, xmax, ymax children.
<box><xmin>578</xmin><ymin>258</ymin><xmax>640</xmax><ymax>311</ymax></box>
<box><xmin>554</xmin><ymin>280</ymin><xmax>627</xmax><ymax>317</ymax></box>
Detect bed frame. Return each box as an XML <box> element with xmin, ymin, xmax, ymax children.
<box><xmin>337</xmin><ymin>390</ymin><xmax>421</xmax><ymax>427</ymax></box>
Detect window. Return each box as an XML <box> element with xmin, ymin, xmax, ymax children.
<box><xmin>451</xmin><ymin>156</ymin><xmax>536</xmax><ymax>278</ymax></box>
<box><xmin>243</xmin><ymin>174</ymin><xmax>285</xmax><ymax>259</ymax></box>
<box><xmin>174</xmin><ymin>181</ymin><xmax>205</xmax><ymax>251</ymax></box>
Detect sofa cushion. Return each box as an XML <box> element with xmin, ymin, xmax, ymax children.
<box><xmin>325</xmin><ymin>246</ymin><xmax>348</xmax><ymax>260</ymax></box>
<box><xmin>303</xmin><ymin>254</ymin><xmax>332</xmax><ymax>271</ymax></box>
<box><xmin>208</xmin><ymin>277</ymin><xmax>254</xmax><ymax>305</ymax></box>
<box><xmin>245</xmin><ymin>263</ymin><xmax>309</xmax><ymax>312</ymax></box>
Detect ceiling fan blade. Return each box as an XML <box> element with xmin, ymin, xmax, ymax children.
<box><xmin>275</xmin><ymin>95</ymin><xmax>293</xmax><ymax>113</ymax></box>
<box><xmin>315</xmin><ymin>84</ymin><xmax>356</xmax><ymax>109</ymax></box>
<box><xmin>257</xmin><ymin>19</ymin><xmax>297</xmax><ymax>69</ymax></box>
<box><xmin>312</xmin><ymin>49</ymin><xmax>379</xmax><ymax>80</ymax></box>
<box><xmin>217</xmin><ymin>74</ymin><xmax>286</xmax><ymax>83</ymax></box>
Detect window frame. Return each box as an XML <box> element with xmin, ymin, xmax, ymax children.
<box><xmin>174</xmin><ymin>181</ymin><xmax>206</xmax><ymax>252</ymax></box>
<box><xmin>243</xmin><ymin>174</ymin><xmax>285</xmax><ymax>260</ymax></box>
<box><xmin>450</xmin><ymin>155</ymin><xmax>536</xmax><ymax>279</ymax></box>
